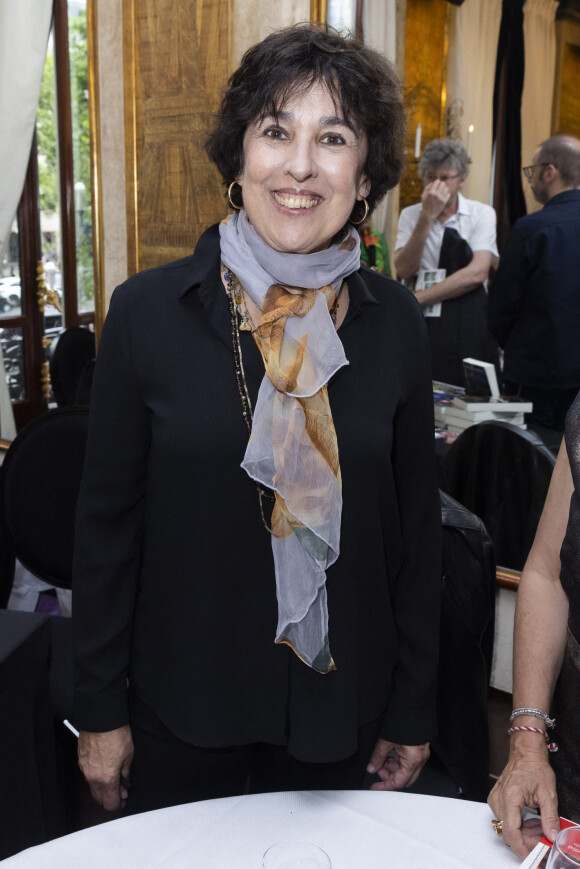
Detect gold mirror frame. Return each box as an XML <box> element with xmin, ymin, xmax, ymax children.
<box><xmin>310</xmin><ymin>0</ymin><xmax>327</xmax><ymax>21</ymax></box>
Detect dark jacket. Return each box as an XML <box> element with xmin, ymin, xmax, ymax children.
<box><xmin>72</xmin><ymin>224</ymin><xmax>441</xmax><ymax>763</ymax></box>
<box><xmin>489</xmin><ymin>190</ymin><xmax>580</xmax><ymax>389</ymax></box>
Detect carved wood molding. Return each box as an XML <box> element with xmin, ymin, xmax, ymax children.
<box><xmin>122</xmin><ymin>0</ymin><xmax>233</xmax><ymax>276</ymax></box>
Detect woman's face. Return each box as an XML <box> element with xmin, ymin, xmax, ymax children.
<box><xmin>237</xmin><ymin>84</ymin><xmax>370</xmax><ymax>254</ymax></box>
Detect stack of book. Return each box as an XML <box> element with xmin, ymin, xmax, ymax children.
<box><xmin>435</xmin><ymin>395</ymin><xmax>533</xmax><ymax>433</ymax></box>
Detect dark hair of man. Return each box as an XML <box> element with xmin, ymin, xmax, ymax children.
<box><xmin>418</xmin><ymin>138</ymin><xmax>469</xmax><ymax>180</ymax></box>
<box><xmin>538</xmin><ymin>135</ymin><xmax>580</xmax><ymax>188</ymax></box>
<box><xmin>205</xmin><ymin>23</ymin><xmax>406</xmax><ymax>225</ymax></box>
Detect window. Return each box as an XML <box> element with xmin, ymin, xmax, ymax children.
<box><xmin>0</xmin><ymin>0</ymin><xmax>94</xmax><ymax>428</ymax></box>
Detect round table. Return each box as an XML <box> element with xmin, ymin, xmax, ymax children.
<box><xmin>0</xmin><ymin>790</ymin><xmax>522</xmax><ymax>868</ymax></box>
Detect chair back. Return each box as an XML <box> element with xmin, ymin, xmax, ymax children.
<box><xmin>0</xmin><ymin>407</ymin><xmax>89</xmax><ymax>590</ymax></box>
<box><xmin>434</xmin><ymin>490</ymin><xmax>496</xmax><ymax>802</ymax></box>
<box><xmin>0</xmin><ymin>515</ymin><xmax>15</xmax><ymax>608</ymax></box>
<box><xmin>438</xmin><ymin>421</ymin><xmax>556</xmax><ymax>570</ymax></box>
<box><xmin>49</xmin><ymin>327</ymin><xmax>95</xmax><ymax>406</ymax></box>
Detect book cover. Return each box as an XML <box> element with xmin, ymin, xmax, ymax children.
<box><xmin>432</xmin><ymin>381</ymin><xmax>465</xmax><ymax>396</ymax></box>
<box><xmin>416</xmin><ymin>268</ymin><xmax>445</xmax><ymax>318</ymax></box>
<box><xmin>520</xmin><ymin>817</ymin><xmax>577</xmax><ymax>869</ymax></box>
<box><xmin>462</xmin><ymin>357</ymin><xmax>500</xmax><ymax>397</ymax></box>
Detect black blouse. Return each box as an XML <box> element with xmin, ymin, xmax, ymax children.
<box><xmin>72</xmin><ymin>225</ymin><xmax>442</xmax><ymax>763</ymax></box>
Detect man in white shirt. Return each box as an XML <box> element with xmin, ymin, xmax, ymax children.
<box><xmin>395</xmin><ymin>139</ymin><xmax>499</xmax><ymax>386</ymax></box>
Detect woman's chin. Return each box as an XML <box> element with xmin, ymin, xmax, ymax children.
<box><xmin>257</xmin><ymin>230</ymin><xmax>333</xmax><ymax>255</ymax></box>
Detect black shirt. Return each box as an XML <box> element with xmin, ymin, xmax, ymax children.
<box><xmin>489</xmin><ymin>190</ymin><xmax>580</xmax><ymax>389</ymax></box>
<box><xmin>73</xmin><ymin>225</ymin><xmax>442</xmax><ymax>762</ymax></box>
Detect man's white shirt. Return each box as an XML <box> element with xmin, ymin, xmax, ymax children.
<box><xmin>395</xmin><ymin>193</ymin><xmax>499</xmax><ymax>272</ymax></box>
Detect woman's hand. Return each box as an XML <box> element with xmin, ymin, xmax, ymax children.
<box><xmin>366</xmin><ymin>739</ymin><xmax>430</xmax><ymax>791</ymax></box>
<box><xmin>487</xmin><ymin>741</ymin><xmax>560</xmax><ymax>860</ymax></box>
<box><xmin>78</xmin><ymin>725</ymin><xmax>134</xmax><ymax>811</ymax></box>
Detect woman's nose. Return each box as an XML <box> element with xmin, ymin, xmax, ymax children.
<box><xmin>284</xmin><ymin>137</ymin><xmax>317</xmax><ymax>181</ymax></box>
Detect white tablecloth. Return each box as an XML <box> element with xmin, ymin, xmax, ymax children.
<box><xmin>1</xmin><ymin>790</ymin><xmax>522</xmax><ymax>868</ymax></box>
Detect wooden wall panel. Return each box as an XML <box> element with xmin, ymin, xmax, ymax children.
<box><xmin>399</xmin><ymin>0</ymin><xmax>449</xmax><ymax>211</ymax></box>
<box><xmin>123</xmin><ymin>0</ymin><xmax>232</xmax><ymax>274</ymax></box>
<box><xmin>553</xmin><ymin>15</ymin><xmax>580</xmax><ymax>138</ymax></box>
<box><xmin>559</xmin><ymin>41</ymin><xmax>580</xmax><ymax>136</ymax></box>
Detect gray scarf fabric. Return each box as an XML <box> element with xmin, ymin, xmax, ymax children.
<box><xmin>220</xmin><ymin>210</ymin><xmax>361</xmax><ymax>672</ymax></box>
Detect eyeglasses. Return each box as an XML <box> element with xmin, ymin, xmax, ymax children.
<box><xmin>522</xmin><ymin>163</ymin><xmax>549</xmax><ymax>179</ymax></box>
<box><xmin>424</xmin><ymin>173</ymin><xmax>461</xmax><ymax>183</ymax></box>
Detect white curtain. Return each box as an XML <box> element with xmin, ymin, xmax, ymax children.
<box><xmin>446</xmin><ymin>0</ymin><xmax>502</xmax><ymax>206</ymax></box>
<box><xmin>362</xmin><ymin>0</ymin><xmax>399</xmax><ymax>267</ymax></box>
<box><xmin>0</xmin><ymin>1</ymin><xmax>53</xmax><ymax>263</ymax></box>
<box><xmin>0</xmin><ymin>1</ymin><xmax>50</xmax><ymax>440</ymax></box>
<box><xmin>521</xmin><ymin>0</ymin><xmax>558</xmax><ymax>214</ymax></box>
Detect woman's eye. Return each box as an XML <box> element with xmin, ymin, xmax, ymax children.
<box><xmin>322</xmin><ymin>133</ymin><xmax>346</xmax><ymax>146</ymax></box>
<box><xmin>263</xmin><ymin>127</ymin><xmax>286</xmax><ymax>140</ymax></box>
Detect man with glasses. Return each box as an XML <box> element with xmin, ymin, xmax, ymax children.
<box><xmin>395</xmin><ymin>138</ymin><xmax>499</xmax><ymax>386</ymax></box>
<box><xmin>489</xmin><ymin>135</ymin><xmax>580</xmax><ymax>432</ymax></box>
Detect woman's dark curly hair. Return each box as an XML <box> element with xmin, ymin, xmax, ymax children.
<box><xmin>205</xmin><ymin>24</ymin><xmax>406</xmax><ymax>225</ymax></box>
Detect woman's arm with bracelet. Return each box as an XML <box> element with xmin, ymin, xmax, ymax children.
<box><xmin>488</xmin><ymin>439</ymin><xmax>573</xmax><ymax>858</ymax></box>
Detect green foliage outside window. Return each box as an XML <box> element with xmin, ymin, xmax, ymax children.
<box><xmin>36</xmin><ymin>7</ymin><xmax>94</xmax><ymax>308</ymax></box>
<box><xmin>70</xmin><ymin>10</ymin><xmax>94</xmax><ymax>308</ymax></box>
<box><xmin>37</xmin><ymin>50</ymin><xmax>58</xmax><ymax>214</ymax></box>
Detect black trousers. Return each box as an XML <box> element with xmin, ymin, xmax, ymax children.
<box><xmin>126</xmin><ymin>690</ymin><xmax>383</xmax><ymax>815</ymax></box>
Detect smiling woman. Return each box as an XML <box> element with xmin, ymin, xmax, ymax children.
<box><xmin>237</xmin><ymin>86</ymin><xmax>370</xmax><ymax>255</ymax></box>
<box><xmin>73</xmin><ymin>24</ymin><xmax>442</xmax><ymax>817</ymax></box>
<box><xmin>206</xmin><ymin>25</ymin><xmax>405</xmax><ymax>230</ymax></box>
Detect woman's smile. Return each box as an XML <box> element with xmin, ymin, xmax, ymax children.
<box><xmin>238</xmin><ymin>84</ymin><xmax>370</xmax><ymax>254</ymax></box>
<box><xmin>273</xmin><ymin>191</ymin><xmax>320</xmax><ymax>210</ymax></box>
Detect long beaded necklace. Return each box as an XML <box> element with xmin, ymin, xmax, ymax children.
<box><xmin>223</xmin><ymin>264</ymin><xmax>342</xmax><ymax>531</ymax></box>
<box><xmin>223</xmin><ymin>263</ymin><xmax>273</xmax><ymax>532</ymax></box>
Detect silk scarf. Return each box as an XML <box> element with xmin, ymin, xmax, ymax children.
<box><xmin>219</xmin><ymin>210</ymin><xmax>360</xmax><ymax>673</ymax></box>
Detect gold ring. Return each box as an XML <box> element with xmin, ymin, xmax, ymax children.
<box><xmin>491</xmin><ymin>819</ymin><xmax>504</xmax><ymax>836</ymax></box>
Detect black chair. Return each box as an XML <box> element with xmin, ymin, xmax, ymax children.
<box><xmin>0</xmin><ymin>406</ymin><xmax>90</xmax><ymax>719</ymax></box>
<box><xmin>380</xmin><ymin>491</ymin><xmax>495</xmax><ymax>802</ymax></box>
<box><xmin>0</xmin><ymin>406</ymin><xmax>89</xmax><ymax>592</ymax></box>
<box><xmin>432</xmin><ymin>490</ymin><xmax>496</xmax><ymax>802</ymax></box>
<box><xmin>0</xmin><ymin>407</ymin><xmax>91</xmax><ymax>836</ymax></box>
<box><xmin>438</xmin><ymin>421</ymin><xmax>556</xmax><ymax>571</ymax></box>
<box><xmin>0</xmin><ymin>513</ymin><xmax>15</xmax><ymax>609</ymax></box>
<box><xmin>49</xmin><ymin>327</ymin><xmax>96</xmax><ymax>406</ymax></box>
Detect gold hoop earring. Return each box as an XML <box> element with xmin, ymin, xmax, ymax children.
<box><xmin>350</xmin><ymin>197</ymin><xmax>369</xmax><ymax>226</ymax></box>
<box><xmin>228</xmin><ymin>181</ymin><xmax>242</xmax><ymax>211</ymax></box>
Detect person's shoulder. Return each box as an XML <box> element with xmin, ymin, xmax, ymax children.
<box><xmin>461</xmin><ymin>196</ymin><xmax>495</xmax><ymax>220</ymax></box>
<box><xmin>509</xmin><ymin>210</ymin><xmax>540</xmax><ymax>234</ymax></box>
<box><xmin>358</xmin><ymin>266</ymin><xmax>422</xmax><ymax>317</ymax></box>
<box><xmin>510</xmin><ymin>203</ymin><xmax>562</xmax><ymax>237</ymax></box>
<box><xmin>542</xmin><ymin>190</ymin><xmax>580</xmax><ymax>219</ymax></box>
<box><xmin>398</xmin><ymin>202</ymin><xmax>422</xmax><ymax>222</ymax></box>
<box><xmin>113</xmin><ymin>225</ymin><xmax>220</xmax><ymax>302</ymax></box>
<box><xmin>120</xmin><ymin>254</ymin><xmax>196</xmax><ymax>291</ymax></box>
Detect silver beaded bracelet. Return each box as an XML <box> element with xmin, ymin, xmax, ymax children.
<box><xmin>510</xmin><ymin>707</ymin><xmax>556</xmax><ymax>729</ymax></box>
